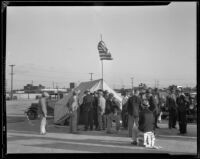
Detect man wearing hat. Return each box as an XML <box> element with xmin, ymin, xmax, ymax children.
<box><xmin>176</xmin><ymin>88</ymin><xmax>187</xmax><ymax>134</ymax></box>
<box><xmin>146</xmin><ymin>89</ymin><xmax>157</xmax><ymax>130</ymax></box>
<box><xmin>127</xmin><ymin>89</ymin><xmax>142</xmax><ymax>141</ymax></box>
<box><xmin>38</xmin><ymin>92</ymin><xmax>49</xmax><ymax>135</ymax></box>
<box><xmin>106</xmin><ymin>93</ymin><xmax>121</xmax><ymax>133</ymax></box>
<box><xmin>134</xmin><ymin>99</ymin><xmax>155</xmax><ymax>147</ymax></box>
<box><xmin>166</xmin><ymin>87</ymin><xmax>177</xmax><ymax>129</ymax></box>
<box><xmin>82</xmin><ymin>89</ymin><xmax>94</xmax><ymax>131</ymax></box>
<box><xmin>152</xmin><ymin>88</ymin><xmax>161</xmax><ymax>129</ymax></box>
<box><xmin>97</xmin><ymin>90</ymin><xmax>106</xmax><ymax>130</ymax></box>
<box><xmin>68</xmin><ymin>90</ymin><xmax>80</xmax><ymax>133</ymax></box>
<box><xmin>93</xmin><ymin>91</ymin><xmax>99</xmax><ymax>130</ymax></box>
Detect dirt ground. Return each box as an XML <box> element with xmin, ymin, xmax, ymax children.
<box><xmin>5</xmin><ymin>99</ymin><xmax>197</xmax><ymax>154</ymax></box>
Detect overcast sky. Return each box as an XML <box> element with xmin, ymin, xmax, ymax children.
<box><xmin>6</xmin><ymin>2</ymin><xmax>196</xmax><ymax>90</ymax></box>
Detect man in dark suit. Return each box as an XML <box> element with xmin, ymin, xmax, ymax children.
<box><xmin>93</xmin><ymin>91</ymin><xmax>99</xmax><ymax>130</ymax></box>
<box><xmin>176</xmin><ymin>88</ymin><xmax>188</xmax><ymax>134</ymax></box>
<box><xmin>146</xmin><ymin>89</ymin><xmax>157</xmax><ymax>130</ymax></box>
<box><xmin>153</xmin><ymin>88</ymin><xmax>161</xmax><ymax>129</ymax></box>
<box><xmin>127</xmin><ymin>89</ymin><xmax>142</xmax><ymax>141</ymax></box>
<box><xmin>166</xmin><ymin>88</ymin><xmax>177</xmax><ymax>129</ymax></box>
<box><xmin>82</xmin><ymin>90</ymin><xmax>94</xmax><ymax>131</ymax></box>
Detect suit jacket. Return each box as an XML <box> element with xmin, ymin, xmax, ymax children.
<box><xmin>148</xmin><ymin>96</ymin><xmax>156</xmax><ymax>114</ymax></box>
<box><xmin>176</xmin><ymin>95</ymin><xmax>187</xmax><ymax>112</ymax></box>
<box><xmin>138</xmin><ymin>108</ymin><xmax>155</xmax><ymax>133</ymax></box>
<box><xmin>127</xmin><ymin>95</ymin><xmax>141</xmax><ymax>117</ymax></box>
<box><xmin>83</xmin><ymin>94</ymin><xmax>94</xmax><ymax>111</ymax></box>
<box><xmin>166</xmin><ymin>95</ymin><xmax>177</xmax><ymax>112</ymax></box>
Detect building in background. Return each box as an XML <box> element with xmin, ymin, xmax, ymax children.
<box><xmin>24</xmin><ymin>84</ymin><xmax>45</xmax><ymax>93</ymax></box>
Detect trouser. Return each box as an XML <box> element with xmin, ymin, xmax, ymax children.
<box><xmin>168</xmin><ymin>110</ymin><xmax>177</xmax><ymax>128</ymax></box>
<box><xmin>178</xmin><ymin>110</ymin><xmax>187</xmax><ymax>134</ymax></box>
<box><xmin>69</xmin><ymin>111</ymin><xmax>77</xmax><ymax>133</ymax></box>
<box><xmin>40</xmin><ymin>116</ymin><xmax>47</xmax><ymax>134</ymax></box>
<box><xmin>77</xmin><ymin>107</ymin><xmax>80</xmax><ymax>125</ymax></box>
<box><xmin>97</xmin><ymin>112</ymin><xmax>106</xmax><ymax>130</ymax></box>
<box><xmin>107</xmin><ymin>113</ymin><xmax>120</xmax><ymax>132</ymax></box>
<box><xmin>144</xmin><ymin>132</ymin><xmax>155</xmax><ymax>147</ymax></box>
<box><xmin>128</xmin><ymin>115</ymin><xmax>139</xmax><ymax>138</ymax></box>
<box><xmin>154</xmin><ymin>112</ymin><xmax>160</xmax><ymax>127</ymax></box>
<box><xmin>93</xmin><ymin>109</ymin><xmax>98</xmax><ymax>129</ymax></box>
<box><xmin>85</xmin><ymin>109</ymin><xmax>94</xmax><ymax>130</ymax></box>
<box><xmin>122</xmin><ymin>111</ymin><xmax>128</xmax><ymax>129</ymax></box>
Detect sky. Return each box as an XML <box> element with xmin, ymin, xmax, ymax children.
<box><xmin>6</xmin><ymin>2</ymin><xmax>196</xmax><ymax>90</ymax></box>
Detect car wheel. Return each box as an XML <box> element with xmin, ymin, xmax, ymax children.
<box><xmin>27</xmin><ymin>110</ymin><xmax>36</xmax><ymax>120</ymax></box>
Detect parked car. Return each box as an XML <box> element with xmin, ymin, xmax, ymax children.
<box><xmin>25</xmin><ymin>99</ymin><xmax>56</xmax><ymax>120</ymax></box>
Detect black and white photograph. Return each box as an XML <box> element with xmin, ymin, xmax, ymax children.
<box><xmin>4</xmin><ymin>1</ymin><xmax>197</xmax><ymax>155</ymax></box>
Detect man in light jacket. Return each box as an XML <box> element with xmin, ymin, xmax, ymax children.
<box><xmin>39</xmin><ymin>92</ymin><xmax>49</xmax><ymax>135</ymax></box>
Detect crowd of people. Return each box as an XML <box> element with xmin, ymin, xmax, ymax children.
<box><xmin>37</xmin><ymin>86</ymin><xmax>197</xmax><ymax>148</ymax></box>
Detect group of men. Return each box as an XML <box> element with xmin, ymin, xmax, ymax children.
<box><xmin>38</xmin><ymin>86</ymin><xmax>192</xmax><ymax>148</ymax></box>
<box><xmin>166</xmin><ymin>87</ymin><xmax>190</xmax><ymax>134</ymax></box>
<box><xmin>81</xmin><ymin>89</ymin><xmax>121</xmax><ymax>133</ymax></box>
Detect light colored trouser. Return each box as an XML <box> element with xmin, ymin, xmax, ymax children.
<box><xmin>97</xmin><ymin>112</ymin><xmax>106</xmax><ymax>129</ymax></box>
<box><xmin>107</xmin><ymin>113</ymin><xmax>120</xmax><ymax>132</ymax></box>
<box><xmin>69</xmin><ymin>111</ymin><xmax>77</xmax><ymax>133</ymax></box>
<box><xmin>128</xmin><ymin>115</ymin><xmax>139</xmax><ymax>141</ymax></box>
<box><xmin>40</xmin><ymin>116</ymin><xmax>46</xmax><ymax>134</ymax></box>
<box><xmin>144</xmin><ymin>132</ymin><xmax>155</xmax><ymax>147</ymax></box>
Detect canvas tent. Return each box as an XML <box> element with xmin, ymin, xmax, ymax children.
<box><xmin>54</xmin><ymin>79</ymin><xmax>122</xmax><ymax>125</ymax></box>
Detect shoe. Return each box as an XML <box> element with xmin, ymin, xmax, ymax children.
<box><xmin>155</xmin><ymin>126</ymin><xmax>160</xmax><ymax>129</ymax></box>
<box><xmin>131</xmin><ymin>141</ymin><xmax>137</xmax><ymax>145</ymax></box>
<box><xmin>172</xmin><ymin>126</ymin><xmax>177</xmax><ymax>129</ymax></box>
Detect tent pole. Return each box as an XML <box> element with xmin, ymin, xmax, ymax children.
<box><xmin>101</xmin><ymin>60</ymin><xmax>103</xmax><ymax>90</ymax></box>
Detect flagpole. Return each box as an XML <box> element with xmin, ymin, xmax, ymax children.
<box><xmin>101</xmin><ymin>60</ymin><xmax>103</xmax><ymax>90</ymax></box>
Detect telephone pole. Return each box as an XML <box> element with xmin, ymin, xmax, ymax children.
<box><xmin>131</xmin><ymin>77</ymin><xmax>134</xmax><ymax>90</ymax></box>
<box><xmin>157</xmin><ymin>80</ymin><xmax>159</xmax><ymax>88</ymax></box>
<box><xmin>89</xmin><ymin>73</ymin><xmax>94</xmax><ymax>81</ymax></box>
<box><xmin>53</xmin><ymin>81</ymin><xmax>54</xmax><ymax>89</ymax></box>
<box><xmin>9</xmin><ymin>65</ymin><xmax>15</xmax><ymax>100</ymax></box>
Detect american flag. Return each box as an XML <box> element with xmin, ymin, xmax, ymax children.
<box><xmin>97</xmin><ymin>41</ymin><xmax>113</xmax><ymax>60</ymax></box>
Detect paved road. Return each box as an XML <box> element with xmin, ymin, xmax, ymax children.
<box><xmin>6</xmin><ymin>100</ymin><xmax>197</xmax><ymax>154</ymax></box>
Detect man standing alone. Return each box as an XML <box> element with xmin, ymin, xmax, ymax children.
<box><xmin>68</xmin><ymin>90</ymin><xmax>80</xmax><ymax>134</ymax></box>
<box><xmin>39</xmin><ymin>92</ymin><xmax>49</xmax><ymax>135</ymax></box>
<box><xmin>127</xmin><ymin>89</ymin><xmax>142</xmax><ymax>144</ymax></box>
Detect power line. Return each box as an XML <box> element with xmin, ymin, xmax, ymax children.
<box><xmin>9</xmin><ymin>65</ymin><xmax>15</xmax><ymax>100</ymax></box>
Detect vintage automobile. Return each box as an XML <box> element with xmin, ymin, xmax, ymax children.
<box><xmin>25</xmin><ymin>99</ymin><xmax>56</xmax><ymax>120</ymax></box>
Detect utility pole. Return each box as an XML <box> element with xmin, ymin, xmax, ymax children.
<box><xmin>53</xmin><ymin>81</ymin><xmax>54</xmax><ymax>89</ymax></box>
<box><xmin>131</xmin><ymin>77</ymin><xmax>134</xmax><ymax>90</ymax></box>
<box><xmin>89</xmin><ymin>73</ymin><xmax>94</xmax><ymax>81</ymax></box>
<box><xmin>9</xmin><ymin>65</ymin><xmax>15</xmax><ymax>100</ymax></box>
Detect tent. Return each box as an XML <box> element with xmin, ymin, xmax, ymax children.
<box><xmin>54</xmin><ymin>79</ymin><xmax>122</xmax><ymax>125</ymax></box>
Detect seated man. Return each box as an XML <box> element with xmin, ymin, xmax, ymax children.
<box><xmin>132</xmin><ymin>97</ymin><xmax>156</xmax><ymax>148</ymax></box>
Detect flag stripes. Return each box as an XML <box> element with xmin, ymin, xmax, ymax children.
<box><xmin>97</xmin><ymin>40</ymin><xmax>113</xmax><ymax>60</ymax></box>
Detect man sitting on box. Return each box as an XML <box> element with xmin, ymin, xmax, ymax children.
<box><xmin>132</xmin><ymin>94</ymin><xmax>160</xmax><ymax>149</ymax></box>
